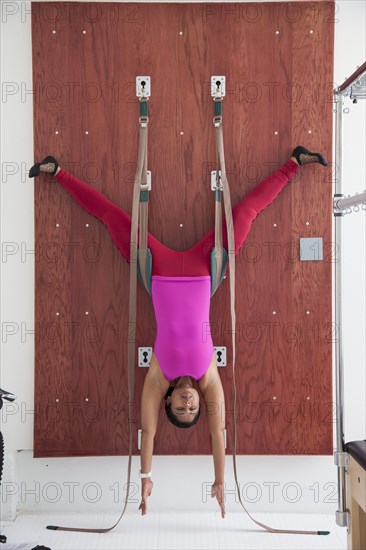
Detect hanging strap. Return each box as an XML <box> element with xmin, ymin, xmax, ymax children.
<box><xmin>211</xmin><ymin>99</ymin><xmax>225</xmax><ymax>297</ymax></box>
<box><xmin>137</xmin><ymin>99</ymin><xmax>152</xmax><ymax>295</ymax></box>
<box><xmin>213</xmin><ymin>101</ymin><xmax>329</xmax><ymax>537</ymax></box>
<box><xmin>210</xmin><ymin>99</ymin><xmax>228</xmax><ymax>297</ymax></box>
<box><xmin>46</xmin><ymin>98</ymin><xmax>149</xmax><ymax>534</ymax></box>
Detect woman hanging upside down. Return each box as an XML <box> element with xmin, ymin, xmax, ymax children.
<box><xmin>29</xmin><ymin>146</ymin><xmax>328</xmax><ymax>518</ymax></box>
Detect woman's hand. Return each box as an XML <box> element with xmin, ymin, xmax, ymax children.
<box><xmin>211</xmin><ymin>481</ymin><xmax>226</xmax><ymax>518</ymax></box>
<box><xmin>139</xmin><ymin>478</ymin><xmax>153</xmax><ymax>516</ymax></box>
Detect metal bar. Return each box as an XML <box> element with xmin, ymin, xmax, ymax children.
<box><xmin>333</xmin><ymin>93</ymin><xmax>349</xmax><ymax>528</ymax></box>
<box><xmin>335</xmin><ymin>191</ymin><xmax>366</xmax><ymax>210</ymax></box>
<box><xmin>334</xmin><ymin>94</ymin><xmax>345</xmax><ymax>454</ymax></box>
<box><xmin>336</xmin><ymin>61</ymin><xmax>366</xmax><ymax>94</ymax></box>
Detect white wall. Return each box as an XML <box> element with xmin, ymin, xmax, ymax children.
<box><xmin>1</xmin><ymin>0</ymin><xmax>365</xmax><ymax>520</ymax></box>
<box><xmin>333</xmin><ymin>2</ymin><xmax>366</xmax><ymax>444</ymax></box>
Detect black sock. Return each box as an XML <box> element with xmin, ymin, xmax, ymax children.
<box><xmin>29</xmin><ymin>156</ymin><xmax>58</xmax><ymax>178</ymax></box>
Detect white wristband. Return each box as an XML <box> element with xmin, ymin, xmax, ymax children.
<box><xmin>139</xmin><ymin>470</ymin><xmax>152</xmax><ymax>478</ymax></box>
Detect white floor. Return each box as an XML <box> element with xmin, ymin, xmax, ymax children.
<box><xmin>1</xmin><ymin>512</ymin><xmax>347</xmax><ymax>550</ymax></box>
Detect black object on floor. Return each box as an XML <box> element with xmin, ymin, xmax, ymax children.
<box><xmin>0</xmin><ymin>391</ymin><xmax>52</xmax><ymax>549</ymax></box>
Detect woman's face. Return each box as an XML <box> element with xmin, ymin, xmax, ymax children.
<box><xmin>167</xmin><ymin>378</ymin><xmax>200</xmax><ymax>423</ymax></box>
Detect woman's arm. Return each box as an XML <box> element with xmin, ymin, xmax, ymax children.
<box><xmin>201</xmin><ymin>368</ymin><xmax>226</xmax><ymax>517</ymax></box>
<box><xmin>139</xmin><ymin>371</ymin><xmax>164</xmax><ymax>515</ymax></box>
<box><xmin>211</xmin><ymin>431</ymin><xmax>226</xmax><ymax>483</ymax></box>
<box><xmin>203</xmin><ymin>373</ymin><xmax>226</xmax><ymax>480</ymax></box>
<box><xmin>202</xmin><ymin>374</ymin><xmax>225</xmax><ymax>518</ymax></box>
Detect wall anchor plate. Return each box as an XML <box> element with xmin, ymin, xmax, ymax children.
<box><xmin>211</xmin><ymin>76</ymin><xmax>226</xmax><ymax>97</ymax></box>
<box><xmin>136</xmin><ymin>76</ymin><xmax>151</xmax><ymax>98</ymax></box>
<box><xmin>214</xmin><ymin>346</ymin><xmax>226</xmax><ymax>366</ymax></box>
<box><xmin>138</xmin><ymin>347</ymin><xmax>153</xmax><ymax>366</ymax></box>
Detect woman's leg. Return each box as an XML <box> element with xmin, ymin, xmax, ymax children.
<box><xmin>190</xmin><ymin>158</ymin><xmax>299</xmax><ymax>259</ymax></box>
<box><xmin>55</xmin><ymin>167</ymin><xmax>166</xmax><ymax>265</ymax></box>
<box><xmin>229</xmin><ymin>158</ymin><xmax>299</xmax><ymax>254</ymax></box>
<box><xmin>33</xmin><ymin>157</ymin><xmax>204</xmax><ymax>280</ymax></box>
<box><xmin>55</xmin><ymin>167</ymin><xmax>117</xmax><ymax>220</ymax></box>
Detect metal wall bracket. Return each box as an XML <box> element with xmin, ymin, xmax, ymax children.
<box><xmin>214</xmin><ymin>346</ymin><xmax>226</xmax><ymax>367</ymax></box>
<box><xmin>333</xmin><ymin>191</ymin><xmax>366</xmax><ymax>215</ymax></box>
<box><xmin>333</xmin><ymin>193</ymin><xmax>346</xmax><ymax>216</ymax></box>
<box><xmin>138</xmin><ymin>347</ymin><xmax>153</xmax><ymax>367</ymax></box>
<box><xmin>224</xmin><ymin>428</ymin><xmax>227</xmax><ymax>449</ymax></box>
<box><xmin>136</xmin><ymin>76</ymin><xmax>151</xmax><ymax>98</ymax></box>
<box><xmin>138</xmin><ymin>429</ymin><xmax>142</xmax><ymax>450</ymax></box>
<box><xmin>335</xmin><ymin>510</ymin><xmax>350</xmax><ymax>528</ymax></box>
<box><xmin>334</xmin><ymin>451</ymin><xmax>349</xmax><ymax>468</ymax></box>
<box><xmin>140</xmin><ymin>171</ymin><xmax>152</xmax><ymax>191</ymax></box>
<box><xmin>211</xmin><ymin>170</ymin><xmax>222</xmax><ymax>191</ymax></box>
<box><xmin>211</xmin><ymin>76</ymin><xmax>226</xmax><ymax>98</ymax></box>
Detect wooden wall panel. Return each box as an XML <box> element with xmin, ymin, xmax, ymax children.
<box><xmin>32</xmin><ymin>2</ymin><xmax>334</xmax><ymax>457</ymax></box>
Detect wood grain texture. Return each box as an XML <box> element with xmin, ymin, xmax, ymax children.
<box><xmin>32</xmin><ymin>2</ymin><xmax>334</xmax><ymax>457</ymax></box>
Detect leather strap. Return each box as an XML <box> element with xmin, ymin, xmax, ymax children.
<box><xmin>46</xmin><ymin>102</ymin><xmax>148</xmax><ymax>534</ymax></box>
<box><xmin>137</xmin><ymin>103</ymin><xmax>150</xmax><ymax>292</ymax></box>
<box><xmin>214</xmin><ymin>119</ymin><xmax>327</xmax><ymax>536</ymax></box>
<box><xmin>211</xmin><ymin>133</ymin><xmax>224</xmax><ymax>296</ymax></box>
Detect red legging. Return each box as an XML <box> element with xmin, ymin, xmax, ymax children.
<box><xmin>55</xmin><ymin>160</ymin><xmax>299</xmax><ymax>277</ymax></box>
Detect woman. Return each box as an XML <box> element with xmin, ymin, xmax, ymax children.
<box><xmin>29</xmin><ymin>146</ymin><xmax>328</xmax><ymax>517</ymax></box>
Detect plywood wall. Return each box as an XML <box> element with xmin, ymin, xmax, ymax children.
<box><xmin>32</xmin><ymin>2</ymin><xmax>334</xmax><ymax>457</ymax></box>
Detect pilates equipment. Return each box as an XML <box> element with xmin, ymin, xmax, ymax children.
<box><xmin>333</xmin><ymin>61</ymin><xmax>366</xmax><ymax>547</ymax></box>
<box><xmin>345</xmin><ymin>441</ymin><xmax>366</xmax><ymax>550</ymax></box>
<box><xmin>47</xmin><ymin>76</ymin><xmax>330</xmax><ymax>535</ymax></box>
<box><xmin>0</xmin><ymin>389</ymin><xmax>16</xmax><ymax>545</ymax></box>
<box><xmin>1</xmin><ymin>390</ymin><xmax>52</xmax><ymax>549</ymax></box>
<box><xmin>135</xmin><ymin>76</ymin><xmax>229</xmax><ymax>297</ymax></box>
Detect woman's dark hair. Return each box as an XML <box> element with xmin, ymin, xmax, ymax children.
<box><xmin>164</xmin><ymin>386</ymin><xmax>201</xmax><ymax>429</ymax></box>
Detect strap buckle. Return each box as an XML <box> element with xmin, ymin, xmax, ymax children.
<box><xmin>213</xmin><ymin>115</ymin><xmax>222</xmax><ymax>127</ymax></box>
<box><xmin>211</xmin><ymin>170</ymin><xmax>223</xmax><ymax>191</ymax></box>
<box><xmin>139</xmin><ymin>116</ymin><xmax>149</xmax><ymax>128</ymax></box>
<box><xmin>139</xmin><ymin>171</ymin><xmax>151</xmax><ymax>191</ymax></box>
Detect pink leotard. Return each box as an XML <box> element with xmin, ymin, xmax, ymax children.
<box><xmin>55</xmin><ymin>160</ymin><xmax>298</xmax><ymax>380</ymax></box>
<box><xmin>151</xmin><ymin>276</ymin><xmax>214</xmax><ymax>381</ymax></box>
